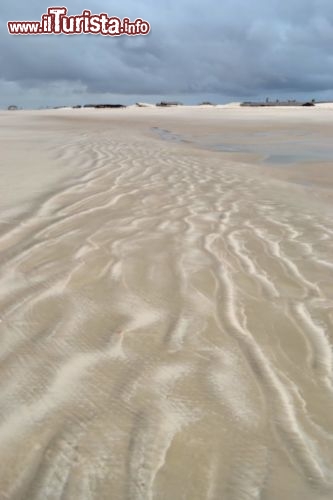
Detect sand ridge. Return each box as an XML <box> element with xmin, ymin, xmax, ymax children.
<box><xmin>0</xmin><ymin>108</ymin><xmax>332</xmax><ymax>499</ymax></box>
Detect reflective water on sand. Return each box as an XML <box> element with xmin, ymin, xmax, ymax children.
<box><xmin>152</xmin><ymin>127</ymin><xmax>333</xmax><ymax>165</ymax></box>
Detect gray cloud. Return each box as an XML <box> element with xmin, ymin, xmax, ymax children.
<box><xmin>1</xmin><ymin>0</ymin><xmax>333</xmax><ymax>105</ymax></box>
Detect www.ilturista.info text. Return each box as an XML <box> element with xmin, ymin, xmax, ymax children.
<box><xmin>8</xmin><ymin>7</ymin><xmax>151</xmax><ymax>36</ymax></box>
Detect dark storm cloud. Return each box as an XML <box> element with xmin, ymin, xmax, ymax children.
<box><xmin>1</xmin><ymin>0</ymin><xmax>333</xmax><ymax>99</ymax></box>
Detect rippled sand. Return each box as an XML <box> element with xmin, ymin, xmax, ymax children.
<box><xmin>0</xmin><ymin>108</ymin><xmax>333</xmax><ymax>500</ymax></box>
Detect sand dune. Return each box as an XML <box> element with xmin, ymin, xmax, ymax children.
<box><xmin>0</xmin><ymin>108</ymin><xmax>332</xmax><ymax>499</ymax></box>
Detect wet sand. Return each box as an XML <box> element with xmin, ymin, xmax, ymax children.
<box><xmin>0</xmin><ymin>107</ymin><xmax>332</xmax><ymax>499</ymax></box>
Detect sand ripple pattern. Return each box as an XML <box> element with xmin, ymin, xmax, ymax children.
<box><xmin>0</xmin><ymin>131</ymin><xmax>333</xmax><ymax>500</ymax></box>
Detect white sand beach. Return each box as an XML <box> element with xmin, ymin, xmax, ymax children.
<box><xmin>0</xmin><ymin>106</ymin><xmax>332</xmax><ymax>499</ymax></box>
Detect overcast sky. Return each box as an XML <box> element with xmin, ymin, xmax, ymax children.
<box><xmin>1</xmin><ymin>0</ymin><xmax>333</xmax><ymax>107</ymax></box>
